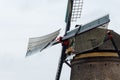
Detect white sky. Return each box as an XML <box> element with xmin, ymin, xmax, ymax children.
<box><xmin>0</xmin><ymin>0</ymin><xmax>120</xmax><ymax>80</ymax></box>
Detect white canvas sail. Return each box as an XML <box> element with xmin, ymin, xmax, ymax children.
<box><xmin>26</xmin><ymin>29</ymin><xmax>60</xmax><ymax>57</ymax></box>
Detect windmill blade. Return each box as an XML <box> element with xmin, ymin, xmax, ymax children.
<box><xmin>26</xmin><ymin>29</ymin><xmax>60</xmax><ymax>57</ymax></box>
<box><xmin>55</xmin><ymin>0</ymin><xmax>74</xmax><ymax>79</ymax></box>
<box><xmin>55</xmin><ymin>46</ymin><xmax>67</xmax><ymax>80</ymax></box>
<box><xmin>63</xmin><ymin>14</ymin><xmax>110</xmax><ymax>40</ymax></box>
<box><xmin>65</xmin><ymin>0</ymin><xmax>84</xmax><ymax>23</ymax></box>
<box><xmin>65</xmin><ymin>0</ymin><xmax>73</xmax><ymax>23</ymax></box>
<box><xmin>71</xmin><ymin>0</ymin><xmax>83</xmax><ymax>22</ymax></box>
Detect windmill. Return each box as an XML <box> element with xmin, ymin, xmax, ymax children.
<box><xmin>26</xmin><ymin>0</ymin><xmax>120</xmax><ymax>80</ymax></box>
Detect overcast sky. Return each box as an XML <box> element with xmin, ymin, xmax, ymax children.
<box><xmin>0</xmin><ymin>0</ymin><xmax>120</xmax><ymax>80</ymax></box>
